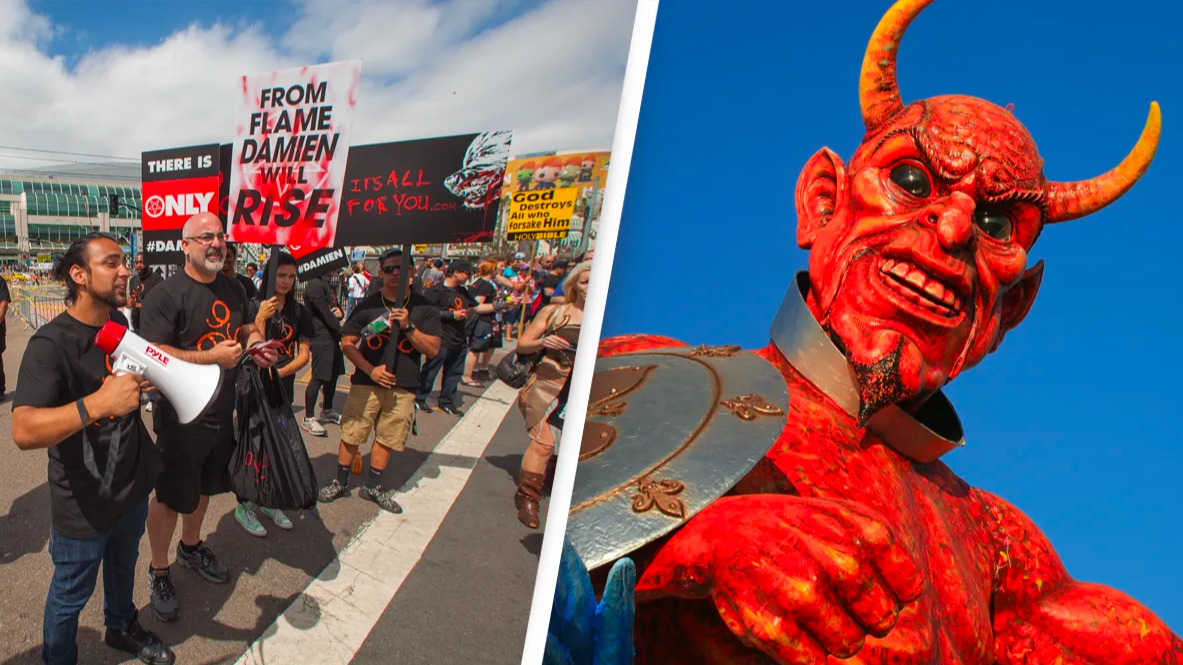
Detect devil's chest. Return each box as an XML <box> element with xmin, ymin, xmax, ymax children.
<box><xmin>753</xmin><ymin>391</ymin><xmax>998</xmax><ymax>664</ymax></box>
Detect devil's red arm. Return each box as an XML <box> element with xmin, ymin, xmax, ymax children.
<box><xmin>980</xmin><ymin>491</ymin><xmax>1183</xmax><ymax>665</ymax></box>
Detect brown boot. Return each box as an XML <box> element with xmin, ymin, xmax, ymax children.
<box><xmin>542</xmin><ymin>456</ymin><xmax>558</xmax><ymax>497</ymax></box>
<box><xmin>515</xmin><ymin>470</ymin><xmax>546</xmax><ymax>529</ymax></box>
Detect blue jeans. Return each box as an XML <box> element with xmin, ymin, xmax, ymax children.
<box><xmin>417</xmin><ymin>346</ymin><xmax>467</xmax><ymax>408</ymax></box>
<box><xmin>346</xmin><ymin>296</ymin><xmax>362</xmax><ymax>319</ymax></box>
<box><xmin>42</xmin><ymin>497</ymin><xmax>149</xmax><ymax>665</ymax></box>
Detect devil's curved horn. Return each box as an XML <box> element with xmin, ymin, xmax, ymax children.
<box><xmin>859</xmin><ymin>0</ymin><xmax>935</xmax><ymax>132</ymax></box>
<box><xmin>1044</xmin><ymin>102</ymin><xmax>1162</xmax><ymax>223</ymax></box>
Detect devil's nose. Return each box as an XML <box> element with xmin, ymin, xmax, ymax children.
<box><xmin>936</xmin><ymin>192</ymin><xmax>975</xmax><ymax>250</ymax></box>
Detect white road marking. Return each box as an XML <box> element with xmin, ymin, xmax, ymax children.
<box><xmin>233</xmin><ymin>380</ymin><xmax>520</xmax><ymax>665</ymax></box>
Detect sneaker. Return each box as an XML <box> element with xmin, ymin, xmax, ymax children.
<box><xmin>440</xmin><ymin>405</ymin><xmax>465</xmax><ymax>417</ymax></box>
<box><xmin>175</xmin><ymin>542</ymin><xmax>229</xmax><ymax>584</ymax></box>
<box><xmin>318</xmin><ymin>479</ymin><xmax>350</xmax><ymax>504</ymax></box>
<box><xmin>317</xmin><ymin>409</ymin><xmax>342</xmax><ymax>425</ymax></box>
<box><xmin>234</xmin><ymin>503</ymin><xmax>268</xmax><ymax>537</ymax></box>
<box><xmin>300</xmin><ymin>417</ymin><xmax>328</xmax><ymax>437</ymax></box>
<box><xmin>147</xmin><ymin>570</ymin><xmax>179</xmax><ymax>623</ymax></box>
<box><xmin>105</xmin><ymin>615</ymin><xmax>175</xmax><ymax>665</ymax></box>
<box><xmin>416</xmin><ymin>402</ymin><xmax>433</xmax><ymax>414</ymax></box>
<box><xmin>360</xmin><ymin>485</ymin><xmax>404</xmax><ymax>514</ymax></box>
<box><xmin>260</xmin><ymin>507</ymin><xmax>293</xmax><ymax>530</ymax></box>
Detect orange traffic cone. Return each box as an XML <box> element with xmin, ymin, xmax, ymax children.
<box><xmin>352</xmin><ymin>455</ymin><xmax>363</xmax><ymax>475</ymax></box>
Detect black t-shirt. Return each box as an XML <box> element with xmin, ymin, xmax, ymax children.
<box><xmin>236</xmin><ymin>273</ymin><xmax>259</xmax><ymax>300</ymax></box>
<box><xmin>470</xmin><ymin>278</ymin><xmax>500</xmax><ymax>324</ymax></box>
<box><xmin>248</xmin><ymin>297</ymin><xmax>314</xmax><ymax>370</ymax></box>
<box><xmin>424</xmin><ymin>282</ymin><xmax>478</xmax><ymax>350</ymax></box>
<box><xmin>139</xmin><ymin>270</ymin><xmax>249</xmax><ymax>419</ymax></box>
<box><xmin>14</xmin><ymin>310</ymin><xmax>161</xmax><ymax>539</ymax></box>
<box><xmin>302</xmin><ymin>277</ymin><xmax>344</xmax><ymax>344</ymax></box>
<box><xmin>129</xmin><ymin>270</ymin><xmax>164</xmax><ymax>330</ymax></box>
<box><xmin>0</xmin><ymin>275</ymin><xmax>10</xmax><ymax>344</ymax></box>
<box><xmin>542</xmin><ymin>273</ymin><xmax>564</xmax><ymax>306</ymax></box>
<box><xmin>342</xmin><ymin>291</ymin><xmax>441</xmax><ymax>389</ymax></box>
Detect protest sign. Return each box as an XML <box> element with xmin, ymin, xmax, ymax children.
<box><xmin>141</xmin><ymin>144</ymin><xmax>222</xmax><ymax>263</ymax></box>
<box><xmin>334</xmin><ymin>131</ymin><xmax>512</xmax><ymax>246</ymax></box>
<box><xmin>227</xmin><ymin>60</ymin><xmax>362</xmax><ymax>258</ymax></box>
<box><xmin>502</xmin><ymin>152</ymin><xmax>609</xmax><ymax>195</ymax></box>
<box><xmin>295</xmin><ymin>247</ymin><xmax>350</xmax><ymax>281</ymax></box>
<box><xmin>505</xmin><ymin>187</ymin><xmax>579</xmax><ymax>241</ymax></box>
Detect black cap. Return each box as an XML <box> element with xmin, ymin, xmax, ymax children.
<box><xmin>379</xmin><ymin>247</ymin><xmax>414</xmax><ymax>268</ymax></box>
<box><xmin>447</xmin><ymin>259</ymin><xmax>475</xmax><ymax>275</ymax></box>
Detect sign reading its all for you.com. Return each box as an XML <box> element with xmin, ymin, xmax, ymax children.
<box><xmin>505</xmin><ymin>187</ymin><xmax>578</xmax><ymax>241</ymax></box>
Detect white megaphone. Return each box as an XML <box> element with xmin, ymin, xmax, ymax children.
<box><xmin>94</xmin><ymin>321</ymin><xmax>224</xmax><ymax>424</ymax></box>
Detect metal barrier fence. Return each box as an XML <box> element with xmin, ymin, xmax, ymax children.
<box><xmin>7</xmin><ymin>284</ymin><xmax>67</xmax><ymax>331</ymax></box>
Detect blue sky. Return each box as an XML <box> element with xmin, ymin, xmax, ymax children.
<box><xmin>3</xmin><ymin>1</ymin><xmax>630</xmax><ymax>168</ymax></box>
<box><xmin>603</xmin><ymin>0</ymin><xmax>1182</xmax><ymax>632</ymax></box>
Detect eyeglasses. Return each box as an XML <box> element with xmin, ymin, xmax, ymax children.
<box><xmin>380</xmin><ymin>266</ymin><xmax>399</xmax><ymax>275</ymax></box>
<box><xmin>184</xmin><ymin>233</ymin><xmax>228</xmax><ymax>244</ymax></box>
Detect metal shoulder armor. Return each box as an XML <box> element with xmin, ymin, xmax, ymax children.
<box><xmin>566</xmin><ymin>344</ymin><xmax>789</xmax><ymax>570</ymax></box>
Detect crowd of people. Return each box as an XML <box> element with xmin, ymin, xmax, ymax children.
<box><xmin>6</xmin><ymin>211</ymin><xmax>595</xmax><ymax>664</ymax></box>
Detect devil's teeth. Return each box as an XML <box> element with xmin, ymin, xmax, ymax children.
<box><xmin>891</xmin><ymin>262</ymin><xmax>910</xmax><ymax>278</ymax></box>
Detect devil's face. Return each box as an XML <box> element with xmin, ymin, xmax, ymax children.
<box><xmin>804</xmin><ymin>96</ymin><xmax>1049</xmax><ymax>415</ymax></box>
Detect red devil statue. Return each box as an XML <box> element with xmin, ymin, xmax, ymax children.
<box><xmin>572</xmin><ymin>0</ymin><xmax>1176</xmax><ymax>663</ymax></box>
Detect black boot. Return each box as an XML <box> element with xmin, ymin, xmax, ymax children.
<box><xmin>105</xmin><ymin>613</ymin><xmax>176</xmax><ymax>665</ymax></box>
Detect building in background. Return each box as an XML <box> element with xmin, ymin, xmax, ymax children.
<box><xmin>0</xmin><ymin>162</ymin><xmax>142</xmax><ymax>267</ymax></box>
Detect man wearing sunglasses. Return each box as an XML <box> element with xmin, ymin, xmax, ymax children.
<box><xmin>319</xmin><ymin>249</ymin><xmax>442</xmax><ymax>512</ymax></box>
<box><xmin>137</xmin><ymin>212</ymin><xmax>277</xmax><ymax>624</ymax></box>
<box><xmin>418</xmin><ymin>259</ymin><xmax>500</xmax><ymax>416</ymax></box>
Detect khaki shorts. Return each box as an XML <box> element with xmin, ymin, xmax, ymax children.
<box><xmin>340</xmin><ymin>385</ymin><xmax>416</xmax><ymax>451</ymax></box>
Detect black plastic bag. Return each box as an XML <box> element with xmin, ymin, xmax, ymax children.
<box><xmin>230</xmin><ymin>364</ymin><xmax>318</xmax><ymax>510</ymax></box>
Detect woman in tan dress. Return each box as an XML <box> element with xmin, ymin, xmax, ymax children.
<box><xmin>511</xmin><ymin>262</ymin><xmax>590</xmax><ymax>528</ymax></box>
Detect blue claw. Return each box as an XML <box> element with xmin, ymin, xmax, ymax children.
<box><xmin>545</xmin><ymin>538</ymin><xmax>637</xmax><ymax>665</ymax></box>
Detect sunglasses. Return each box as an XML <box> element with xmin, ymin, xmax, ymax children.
<box><xmin>380</xmin><ymin>266</ymin><xmax>400</xmax><ymax>275</ymax></box>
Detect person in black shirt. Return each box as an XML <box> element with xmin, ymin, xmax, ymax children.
<box><xmin>541</xmin><ymin>260</ymin><xmax>568</xmax><ymax>306</ymax></box>
<box><xmin>128</xmin><ymin>254</ymin><xmax>164</xmax><ymax>333</ymax></box>
<box><xmin>417</xmin><ymin>260</ymin><xmax>498</xmax><ymax>416</ymax></box>
<box><xmin>12</xmin><ymin>233</ymin><xmax>173</xmax><ymax>665</ymax></box>
<box><xmin>317</xmin><ymin>249</ymin><xmax>441</xmax><ymax>513</ymax></box>
<box><xmin>138</xmin><ymin>212</ymin><xmax>276</xmax><ymax>624</ymax></box>
<box><xmin>233</xmin><ymin>251</ymin><xmax>314</xmax><ymax>538</ymax></box>
<box><xmin>0</xmin><ymin>271</ymin><xmax>10</xmax><ymax>400</ymax></box>
<box><xmin>463</xmin><ymin>260</ymin><xmax>514</xmax><ymax>384</ymax></box>
<box><xmin>301</xmin><ymin>274</ymin><xmax>347</xmax><ymax>435</ymax></box>
<box><xmin>222</xmin><ymin>242</ymin><xmax>259</xmax><ymax>300</ymax></box>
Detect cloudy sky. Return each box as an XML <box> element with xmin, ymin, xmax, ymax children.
<box><xmin>0</xmin><ymin>0</ymin><xmax>637</xmax><ymax>173</ymax></box>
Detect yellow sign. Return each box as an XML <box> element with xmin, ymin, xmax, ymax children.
<box><xmin>506</xmin><ymin>188</ymin><xmax>578</xmax><ymax>241</ymax></box>
<box><xmin>503</xmin><ymin>152</ymin><xmax>609</xmax><ymax>195</ymax></box>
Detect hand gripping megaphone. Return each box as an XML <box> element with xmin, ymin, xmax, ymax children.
<box><xmin>94</xmin><ymin>321</ymin><xmax>224</xmax><ymax>424</ymax></box>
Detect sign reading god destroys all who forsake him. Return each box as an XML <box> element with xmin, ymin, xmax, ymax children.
<box><xmin>505</xmin><ymin>187</ymin><xmax>579</xmax><ymax>241</ymax></box>
<box><xmin>141</xmin><ymin>144</ymin><xmax>222</xmax><ymax>264</ymax></box>
<box><xmin>227</xmin><ymin>60</ymin><xmax>362</xmax><ymax>259</ymax></box>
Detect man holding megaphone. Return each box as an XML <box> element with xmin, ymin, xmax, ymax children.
<box><xmin>11</xmin><ymin>233</ymin><xmax>174</xmax><ymax>665</ymax></box>
<box><xmin>137</xmin><ymin>212</ymin><xmax>277</xmax><ymax>624</ymax></box>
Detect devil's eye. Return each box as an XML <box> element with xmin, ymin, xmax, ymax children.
<box><xmin>974</xmin><ymin>206</ymin><xmax>1013</xmax><ymax>241</ymax></box>
<box><xmin>889</xmin><ymin>164</ymin><xmax>932</xmax><ymax>199</ymax></box>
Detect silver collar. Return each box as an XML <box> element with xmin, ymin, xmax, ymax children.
<box><xmin>769</xmin><ymin>272</ymin><xmax>965</xmax><ymax>463</ymax></box>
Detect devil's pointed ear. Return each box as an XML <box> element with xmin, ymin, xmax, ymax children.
<box><xmin>795</xmin><ymin>148</ymin><xmax>847</xmax><ymax>249</ymax></box>
<box><xmin>999</xmin><ymin>260</ymin><xmax>1044</xmax><ymax>336</ymax></box>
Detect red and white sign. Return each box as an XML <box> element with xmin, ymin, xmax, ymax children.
<box><xmin>140</xmin><ymin>144</ymin><xmax>222</xmax><ymax>263</ymax></box>
<box><xmin>227</xmin><ymin>60</ymin><xmax>362</xmax><ymax>258</ymax></box>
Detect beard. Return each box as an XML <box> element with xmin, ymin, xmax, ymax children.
<box><xmin>90</xmin><ymin>283</ymin><xmax>127</xmax><ymax>310</ymax></box>
<box><xmin>194</xmin><ymin>248</ymin><xmax>225</xmax><ymax>273</ymax></box>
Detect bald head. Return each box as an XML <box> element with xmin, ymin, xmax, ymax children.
<box><xmin>182</xmin><ymin>212</ymin><xmax>222</xmax><ymax>238</ymax></box>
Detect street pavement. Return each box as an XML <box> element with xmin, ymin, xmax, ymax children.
<box><xmin>0</xmin><ymin>318</ymin><xmax>549</xmax><ymax>665</ymax></box>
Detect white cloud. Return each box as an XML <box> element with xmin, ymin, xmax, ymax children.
<box><xmin>0</xmin><ymin>0</ymin><xmax>636</xmax><ymax>172</ymax></box>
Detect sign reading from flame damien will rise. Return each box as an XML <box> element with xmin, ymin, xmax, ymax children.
<box><xmin>504</xmin><ymin>188</ymin><xmax>578</xmax><ymax>241</ymax></box>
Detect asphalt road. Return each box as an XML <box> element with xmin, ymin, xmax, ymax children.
<box><xmin>0</xmin><ymin>318</ymin><xmax>546</xmax><ymax>665</ymax></box>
